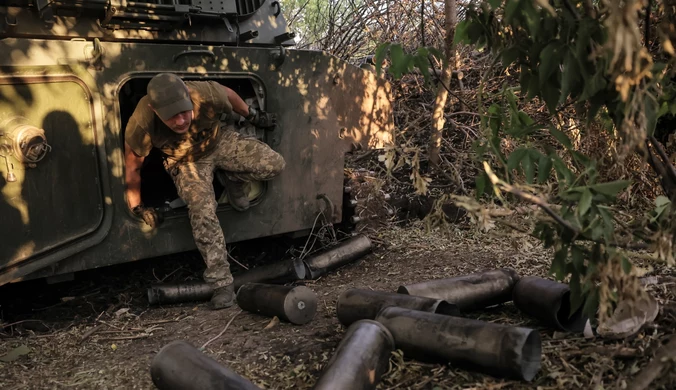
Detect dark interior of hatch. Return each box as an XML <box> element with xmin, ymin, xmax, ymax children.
<box><xmin>118</xmin><ymin>77</ymin><xmax>263</xmax><ymax>213</ymax></box>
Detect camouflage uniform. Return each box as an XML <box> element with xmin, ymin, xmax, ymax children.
<box><xmin>164</xmin><ymin>128</ymin><xmax>285</xmax><ymax>288</ymax></box>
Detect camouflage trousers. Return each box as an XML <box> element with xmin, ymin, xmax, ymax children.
<box><xmin>164</xmin><ymin>129</ymin><xmax>286</xmax><ymax>288</ymax></box>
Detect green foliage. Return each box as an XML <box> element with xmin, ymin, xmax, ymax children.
<box><xmin>375</xmin><ymin>43</ymin><xmax>445</xmax><ymax>85</ymax></box>
<box><xmin>458</xmin><ymin>0</ymin><xmax>675</xmax><ymax>321</ymax></box>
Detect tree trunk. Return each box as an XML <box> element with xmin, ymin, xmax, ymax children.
<box><xmin>429</xmin><ymin>0</ymin><xmax>457</xmax><ymax>167</ymax></box>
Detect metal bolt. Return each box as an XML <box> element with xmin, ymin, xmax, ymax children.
<box><xmin>297</xmin><ymin>301</ymin><xmax>306</xmax><ymax>310</ymax></box>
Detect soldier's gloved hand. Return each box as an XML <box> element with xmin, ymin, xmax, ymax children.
<box><xmin>132</xmin><ymin>204</ymin><xmax>163</xmax><ymax>228</ymax></box>
<box><xmin>246</xmin><ymin>106</ymin><xmax>277</xmax><ymax>129</ymax></box>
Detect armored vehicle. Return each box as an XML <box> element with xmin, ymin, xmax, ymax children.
<box><xmin>0</xmin><ymin>1</ymin><xmax>393</xmax><ymax>286</ymax></box>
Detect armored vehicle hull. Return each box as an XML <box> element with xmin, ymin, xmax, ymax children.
<box><xmin>0</xmin><ymin>1</ymin><xmax>393</xmax><ymax>285</ymax></box>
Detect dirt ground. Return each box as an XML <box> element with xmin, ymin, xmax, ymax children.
<box><xmin>1</xmin><ymin>222</ymin><xmax>674</xmax><ymax>390</ymax></box>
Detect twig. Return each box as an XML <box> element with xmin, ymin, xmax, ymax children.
<box><xmin>200</xmin><ymin>309</ymin><xmax>242</xmax><ymax>351</ymax></box>
<box><xmin>484</xmin><ymin>162</ymin><xmax>580</xmax><ymax>234</ymax></box>
<box><xmin>645</xmin><ymin>0</ymin><xmax>652</xmax><ymax>46</ymax></box>
<box><xmin>353</xmin><ymin>149</ymin><xmax>376</xmax><ymax>162</ymax></box>
<box><xmin>445</xmin><ymin>111</ymin><xmax>481</xmax><ymax>117</ymax></box>
<box><xmin>427</xmin><ymin>56</ymin><xmax>473</xmax><ymax>110</ymax></box>
<box><xmin>226</xmin><ymin>252</ymin><xmax>249</xmax><ymax>270</ymax></box>
<box><xmin>96</xmin><ymin>320</ymin><xmax>122</xmax><ymax>330</ymax></box>
<box><xmin>629</xmin><ymin>336</ymin><xmax>676</xmax><ymax>390</ymax></box>
<box><xmin>0</xmin><ymin>319</ymin><xmax>48</xmax><ymax>330</ymax></box>
<box><xmin>98</xmin><ymin>334</ymin><xmax>150</xmax><ymax>341</ymax></box>
<box><xmin>142</xmin><ymin>319</ymin><xmax>180</xmax><ymax>326</ymax></box>
<box><xmin>79</xmin><ymin>325</ymin><xmax>101</xmax><ymax>344</ymax></box>
<box><xmin>159</xmin><ymin>266</ymin><xmax>185</xmax><ymax>283</ymax></box>
<box><xmin>649</xmin><ymin>135</ymin><xmax>676</xmax><ymax>184</ymax></box>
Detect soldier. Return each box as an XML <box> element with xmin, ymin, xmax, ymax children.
<box><xmin>124</xmin><ymin>73</ymin><xmax>286</xmax><ymax>309</ymax></box>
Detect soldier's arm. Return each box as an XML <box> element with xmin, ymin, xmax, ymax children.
<box><xmin>125</xmin><ymin>142</ymin><xmax>144</xmax><ymax>209</ymax></box>
<box><xmin>221</xmin><ymin>85</ymin><xmax>250</xmax><ymax>117</ymax></box>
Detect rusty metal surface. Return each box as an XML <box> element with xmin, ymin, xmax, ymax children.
<box><xmin>376</xmin><ymin>306</ymin><xmax>542</xmax><ymax>382</ymax></box>
<box><xmin>512</xmin><ymin>276</ymin><xmax>588</xmax><ymax>333</ymax></box>
<box><xmin>314</xmin><ymin>320</ymin><xmax>394</xmax><ymax>390</ymax></box>
<box><xmin>303</xmin><ymin>235</ymin><xmax>373</xmax><ymax>279</ymax></box>
<box><xmin>336</xmin><ymin>288</ymin><xmax>460</xmax><ymax>327</ymax></box>
<box><xmin>397</xmin><ymin>268</ymin><xmax>521</xmax><ymax>312</ymax></box>
<box><xmin>151</xmin><ymin>340</ymin><xmax>261</xmax><ymax>390</ymax></box>
<box><xmin>0</xmin><ymin>33</ymin><xmax>393</xmax><ymax>285</ymax></box>
<box><xmin>236</xmin><ymin>283</ymin><xmax>317</xmax><ymax>325</ymax></box>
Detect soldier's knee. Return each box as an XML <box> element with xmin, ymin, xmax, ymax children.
<box><xmin>272</xmin><ymin>153</ymin><xmax>286</xmax><ymax>175</ymax></box>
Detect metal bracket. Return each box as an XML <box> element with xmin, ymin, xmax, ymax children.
<box><xmin>89</xmin><ymin>38</ymin><xmax>104</xmax><ymax>69</ymax></box>
<box><xmin>222</xmin><ymin>16</ymin><xmax>234</xmax><ymax>33</ymax></box>
<box><xmin>275</xmin><ymin>32</ymin><xmax>296</xmax><ymax>44</ymax></box>
<box><xmin>317</xmin><ymin>193</ymin><xmax>337</xmax><ymax>220</ymax></box>
<box><xmin>270</xmin><ymin>45</ymin><xmax>286</xmax><ymax>71</ymax></box>
<box><xmin>0</xmin><ymin>142</ymin><xmax>16</xmax><ymax>183</ymax></box>
<box><xmin>239</xmin><ymin>30</ymin><xmax>258</xmax><ymax>42</ymax></box>
<box><xmin>271</xmin><ymin>1</ymin><xmax>281</xmax><ymax>17</ymax></box>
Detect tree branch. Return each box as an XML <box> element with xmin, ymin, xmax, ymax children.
<box><xmin>629</xmin><ymin>336</ymin><xmax>676</xmax><ymax>390</ymax></box>
<box><xmin>648</xmin><ymin>135</ymin><xmax>676</xmax><ymax>185</ymax></box>
<box><xmin>483</xmin><ymin>162</ymin><xmax>580</xmax><ymax>234</ymax></box>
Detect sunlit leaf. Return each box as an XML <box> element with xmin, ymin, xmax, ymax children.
<box><xmin>415</xmin><ymin>54</ymin><xmax>432</xmax><ymax>84</ymax></box>
<box><xmin>454</xmin><ymin>20</ymin><xmax>473</xmax><ymax>44</ymax></box>
<box><xmin>388</xmin><ymin>44</ymin><xmax>408</xmax><ymax>79</ymax></box>
<box><xmin>374</xmin><ymin>43</ymin><xmax>390</xmax><ymax>75</ymax></box>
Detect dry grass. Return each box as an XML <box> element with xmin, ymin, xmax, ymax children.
<box><xmin>0</xmin><ymin>219</ymin><xmax>673</xmax><ymax>389</ymax></box>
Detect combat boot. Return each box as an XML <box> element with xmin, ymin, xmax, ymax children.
<box><xmin>225</xmin><ymin>179</ymin><xmax>250</xmax><ymax>212</ymax></box>
<box><xmin>210</xmin><ymin>283</ymin><xmax>235</xmax><ymax>310</ymax></box>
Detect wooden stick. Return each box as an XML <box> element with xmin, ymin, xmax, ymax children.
<box><xmin>200</xmin><ymin>310</ymin><xmax>242</xmax><ymax>351</ymax></box>
<box><xmin>629</xmin><ymin>336</ymin><xmax>676</xmax><ymax>390</ymax></box>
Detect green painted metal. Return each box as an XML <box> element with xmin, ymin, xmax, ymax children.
<box><xmin>0</xmin><ymin>1</ymin><xmax>394</xmax><ymax>285</ymax></box>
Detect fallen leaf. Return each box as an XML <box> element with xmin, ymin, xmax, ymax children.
<box><xmin>264</xmin><ymin>316</ymin><xmax>280</xmax><ymax>330</ymax></box>
<box><xmin>111</xmin><ymin>344</ymin><xmax>117</xmax><ymax>351</ymax></box>
<box><xmin>583</xmin><ymin>319</ymin><xmax>594</xmax><ymax>339</ymax></box>
<box><xmin>0</xmin><ymin>345</ymin><xmax>30</xmax><ymax>362</ymax></box>
<box><xmin>114</xmin><ymin>308</ymin><xmax>129</xmax><ymax>317</ymax></box>
<box><xmin>597</xmin><ymin>294</ymin><xmax>660</xmax><ymax>339</ymax></box>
